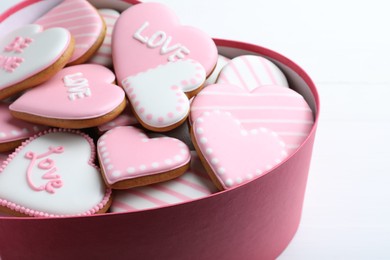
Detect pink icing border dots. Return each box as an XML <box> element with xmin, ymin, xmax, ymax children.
<box><xmin>0</xmin><ymin>128</ymin><xmax>111</xmax><ymax>217</ymax></box>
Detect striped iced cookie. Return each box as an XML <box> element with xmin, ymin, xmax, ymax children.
<box><xmin>88</xmin><ymin>9</ymin><xmax>119</xmax><ymax>67</ymax></box>
<box><xmin>110</xmin><ymin>152</ymin><xmax>218</xmax><ymax>213</ymax></box>
<box><xmin>217</xmin><ymin>55</ymin><xmax>289</xmax><ymax>91</ymax></box>
<box><xmin>35</xmin><ymin>0</ymin><xmax>105</xmax><ymax>65</ymax></box>
<box><xmin>204</xmin><ymin>55</ymin><xmax>230</xmax><ymax>87</ymax></box>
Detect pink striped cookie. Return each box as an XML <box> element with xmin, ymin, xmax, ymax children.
<box><xmin>217</xmin><ymin>55</ymin><xmax>289</xmax><ymax>91</ymax></box>
<box><xmin>191</xmin><ymin>111</ymin><xmax>288</xmax><ymax>190</ymax></box>
<box><xmin>110</xmin><ymin>152</ymin><xmax>217</xmax><ymax>213</ymax></box>
<box><xmin>0</xmin><ymin>128</ymin><xmax>111</xmax><ymax>217</ymax></box>
<box><xmin>88</xmin><ymin>9</ymin><xmax>120</xmax><ymax>67</ymax></box>
<box><xmin>35</xmin><ymin>0</ymin><xmax>105</xmax><ymax>65</ymax></box>
<box><xmin>0</xmin><ymin>24</ymin><xmax>74</xmax><ymax>100</ymax></box>
<box><xmin>190</xmin><ymin>84</ymin><xmax>314</xmax><ymax>154</ymax></box>
<box><xmin>204</xmin><ymin>55</ymin><xmax>230</xmax><ymax>87</ymax></box>
<box><xmin>0</xmin><ymin>102</ymin><xmax>47</xmax><ymax>152</ymax></box>
<box><xmin>97</xmin><ymin>126</ymin><xmax>191</xmax><ymax>189</ymax></box>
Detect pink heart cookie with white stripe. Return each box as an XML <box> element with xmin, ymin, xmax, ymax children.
<box><xmin>122</xmin><ymin>59</ymin><xmax>206</xmax><ymax>132</ymax></box>
<box><xmin>0</xmin><ymin>103</ymin><xmax>47</xmax><ymax>152</ymax></box>
<box><xmin>97</xmin><ymin>126</ymin><xmax>191</xmax><ymax>189</ymax></box>
<box><xmin>112</xmin><ymin>2</ymin><xmax>218</xmax><ymax>84</ymax></box>
<box><xmin>35</xmin><ymin>0</ymin><xmax>105</xmax><ymax>65</ymax></box>
<box><xmin>190</xmin><ymin>84</ymin><xmax>314</xmax><ymax>154</ymax></box>
<box><xmin>0</xmin><ymin>129</ymin><xmax>111</xmax><ymax>217</ymax></box>
<box><xmin>10</xmin><ymin>64</ymin><xmax>126</xmax><ymax>129</ymax></box>
<box><xmin>217</xmin><ymin>55</ymin><xmax>289</xmax><ymax>91</ymax></box>
<box><xmin>110</xmin><ymin>151</ymin><xmax>218</xmax><ymax>213</ymax></box>
<box><xmin>191</xmin><ymin>111</ymin><xmax>288</xmax><ymax>190</ymax></box>
<box><xmin>0</xmin><ymin>24</ymin><xmax>73</xmax><ymax>100</ymax></box>
<box><xmin>88</xmin><ymin>9</ymin><xmax>120</xmax><ymax>67</ymax></box>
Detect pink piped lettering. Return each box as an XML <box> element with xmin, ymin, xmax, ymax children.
<box><xmin>0</xmin><ymin>55</ymin><xmax>24</xmax><ymax>72</ymax></box>
<box><xmin>4</xmin><ymin>36</ymin><xmax>33</xmax><ymax>53</ymax></box>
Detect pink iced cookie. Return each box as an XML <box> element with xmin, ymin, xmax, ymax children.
<box><xmin>217</xmin><ymin>55</ymin><xmax>289</xmax><ymax>91</ymax></box>
<box><xmin>112</xmin><ymin>2</ymin><xmax>218</xmax><ymax>83</ymax></box>
<box><xmin>97</xmin><ymin>103</ymin><xmax>138</xmax><ymax>134</ymax></box>
<box><xmin>190</xmin><ymin>84</ymin><xmax>314</xmax><ymax>153</ymax></box>
<box><xmin>110</xmin><ymin>151</ymin><xmax>217</xmax><ymax>213</ymax></box>
<box><xmin>0</xmin><ymin>102</ymin><xmax>47</xmax><ymax>152</ymax></box>
<box><xmin>35</xmin><ymin>0</ymin><xmax>105</xmax><ymax>65</ymax></box>
<box><xmin>122</xmin><ymin>59</ymin><xmax>206</xmax><ymax>132</ymax></box>
<box><xmin>9</xmin><ymin>64</ymin><xmax>126</xmax><ymax>129</ymax></box>
<box><xmin>0</xmin><ymin>128</ymin><xmax>111</xmax><ymax>217</ymax></box>
<box><xmin>191</xmin><ymin>111</ymin><xmax>288</xmax><ymax>190</ymax></box>
<box><xmin>204</xmin><ymin>55</ymin><xmax>230</xmax><ymax>87</ymax></box>
<box><xmin>0</xmin><ymin>24</ymin><xmax>73</xmax><ymax>100</ymax></box>
<box><xmin>88</xmin><ymin>9</ymin><xmax>120</xmax><ymax>67</ymax></box>
<box><xmin>97</xmin><ymin>126</ymin><xmax>191</xmax><ymax>189</ymax></box>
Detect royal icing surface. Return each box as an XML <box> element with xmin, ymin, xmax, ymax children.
<box><xmin>112</xmin><ymin>2</ymin><xmax>217</xmax><ymax>83</ymax></box>
<box><xmin>88</xmin><ymin>9</ymin><xmax>120</xmax><ymax>67</ymax></box>
<box><xmin>0</xmin><ymin>24</ymin><xmax>71</xmax><ymax>90</ymax></box>
<box><xmin>97</xmin><ymin>103</ymin><xmax>138</xmax><ymax>133</ymax></box>
<box><xmin>217</xmin><ymin>55</ymin><xmax>289</xmax><ymax>91</ymax></box>
<box><xmin>0</xmin><ymin>129</ymin><xmax>111</xmax><ymax>217</ymax></box>
<box><xmin>98</xmin><ymin>126</ymin><xmax>191</xmax><ymax>185</ymax></box>
<box><xmin>190</xmin><ymin>84</ymin><xmax>314</xmax><ymax>153</ymax></box>
<box><xmin>193</xmin><ymin>111</ymin><xmax>288</xmax><ymax>190</ymax></box>
<box><xmin>110</xmin><ymin>151</ymin><xmax>217</xmax><ymax>213</ymax></box>
<box><xmin>9</xmin><ymin>64</ymin><xmax>125</xmax><ymax>120</ymax></box>
<box><xmin>0</xmin><ymin>103</ymin><xmax>47</xmax><ymax>144</ymax></box>
<box><xmin>204</xmin><ymin>55</ymin><xmax>230</xmax><ymax>87</ymax></box>
<box><xmin>35</xmin><ymin>0</ymin><xmax>104</xmax><ymax>64</ymax></box>
<box><xmin>122</xmin><ymin>59</ymin><xmax>205</xmax><ymax>129</ymax></box>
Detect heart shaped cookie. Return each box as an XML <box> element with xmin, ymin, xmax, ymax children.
<box><xmin>122</xmin><ymin>59</ymin><xmax>205</xmax><ymax>131</ymax></box>
<box><xmin>190</xmin><ymin>84</ymin><xmax>314</xmax><ymax>153</ymax></box>
<box><xmin>35</xmin><ymin>0</ymin><xmax>105</xmax><ymax>65</ymax></box>
<box><xmin>217</xmin><ymin>55</ymin><xmax>289</xmax><ymax>91</ymax></box>
<box><xmin>191</xmin><ymin>111</ymin><xmax>288</xmax><ymax>190</ymax></box>
<box><xmin>110</xmin><ymin>151</ymin><xmax>217</xmax><ymax>213</ymax></box>
<box><xmin>112</xmin><ymin>2</ymin><xmax>218</xmax><ymax>83</ymax></box>
<box><xmin>0</xmin><ymin>102</ymin><xmax>47</xmax><ymax>152</ymax></box>
<box><xmin>0</xmin><ymin>24</ymin><xmax>74</xmax><ymax>100</ymax></box>
<box><xmin>10</xmin><ymin>64</ymin><xmax>126</xmax><ymax>129</ymax></box>
<box><xmin>97</xmin><ymin>126</ymin><xmax>191</xmax><ymax>189</ymax></box>
<box><xmin>0</xmin><ymin>129</ymin><xmax>111</xmax><ymax>217</ymax></box>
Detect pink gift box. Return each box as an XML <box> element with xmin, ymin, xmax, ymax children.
<box><xmin>0</xmin><ymin>1</ymin><xmax>320</xmax><ymax>259</ymax></box>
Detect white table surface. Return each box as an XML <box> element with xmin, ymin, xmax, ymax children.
<box><xmin>1</xmin><ymin>0</ymin><xmax>390</xmax><ymax>259</ymax></box>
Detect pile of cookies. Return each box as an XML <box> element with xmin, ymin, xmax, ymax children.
<box><xmin>0</xmin><ymin>1</ymin><xmax>314</xmax><ymax>217</ymax></box>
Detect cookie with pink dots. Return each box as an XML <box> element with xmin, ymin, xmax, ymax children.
<box><xmin>217</xmin><ymin>55</ymin><xmax>289</xmax><ymax>91</ymax></box>
<box><xmin>110</xmin><ymin>151</ymin><xmax>217</xmax><ymax>213</ymax></box>
<box><xmin>88</xmin><ymin>9</ymin><xmax>120</xmax><ymax>67</ymax></box>
<box><xmin>122</xmin><ymin>59</ymin><xmax>206</xmax><ymax>132</ymax></box>
<box><xmin>97</xmin><ymin>126</ymin><xmax>191</xmax><ymax>189</ymax></box>
<box><xmin>112</xmin><ymin>2</ymin><xmax>218</xmax><ymax>83</ymax></box>
<box><xmin>190</xmin><ymin>84</ymin><xmax>314</xmax><ymax>154</ymax></box>
<box><xmin>9</xmin><ymin>64</ymin><xmax>126</xmax><ymax>129</ymax></box>
<box><xmin>0</xmin><ymin>102</ymin><xmax>47</xmax><ymax>152</ymax></box>
<box><xmin>191</xmin><ymin>111</ymin><xmax>288</xmax><ymax>190</ymax></box>
<box><xmin>0</xmin><ymin>128</ymin><xmax>111</xmax><ymax>217</ymax></box>
<box><xmin>0</xmin><ymin>24</ymin><xmax>74</xmax><ymax>100</ymax></box>
<box><xmin>35</xmin><ymin>0</ymin><xmax>106</xmax><ymax>65</ymax></box>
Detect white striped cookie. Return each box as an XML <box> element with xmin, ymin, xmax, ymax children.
<box><xmin>88</xmin><ymin>9</ymin><xmax>119</xmax><ymax>67</ymax></box>
<box><xmin>204</xmin><ymin>55</ymin><xmax>230</xmax><ymax>87</ymax></box>
<box><xmin>110</xmin><ymin>152</ymin><xmax>218</xmax><ymax>213</ymax></box>
<box><xmin>35</xmin><ymin>0</ymin><xmax>105</xmax><ymax>65</ymax></box>
<box><xmin>217</xmin><ymin>55</ymin><xmax>289</xmax><ymax>91</ymax></box>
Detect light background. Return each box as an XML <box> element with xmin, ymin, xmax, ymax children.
<box><xmin>1</xmin><ymin>0</ymin><xmax>390</xmax><ymax>259</ymax></box>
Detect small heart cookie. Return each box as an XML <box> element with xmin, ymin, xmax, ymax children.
<box><xmin>0</xmin><ymin>102</ymin><xmax>47</xmax><ymax>152</ymax></box>
<box><xmin>122</xmin><ymin>59</ymin><xmax>206</xmax><ymax>131</ymax></box>
<box><xmin>112</xmin><ymin>2</ymin><xmax>218</xmax><ymax>83</ymax></box>
<box><xmin>191</xmin><ymin>111</ymin><xmax>288</xmax><ymax>190</ymax></box>
<box><xmin>0</xmin><ymin>129</ymin><xmax>111</xmax><ymax>217</ymax></box>
<box><xmin>217</xmin><ymin>55</ymin><xmax>289</xmax><ymax>91</ymax></box>
<box><xmin>35</xmin><ymin>0</ymin><xmax>105</xmax><ymax>65</ymax></box>
<box><xmin>97</xmin><ymin>126</ymin><xmax>191</xmax><ymax>189</ymax></box>
<box><xmin>190</xmin><ymin>84</ymin><xmax>314</xmax><ymax>153</ymax></box>
<box><xmin>10</xmin><ymin>64</ymin><xmax>126</xmax><ymax>129</ymax></box>
<box><xmin>110</xmin><ymin>151</ymin><xmax>217</xmax><ymax>213</ymax></box>
<box><xmin>0</xmin><ymin>24</ymin><xmax>74</xmax><ymax>100</ymax></box>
